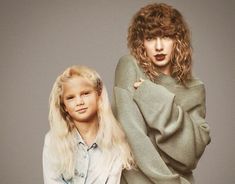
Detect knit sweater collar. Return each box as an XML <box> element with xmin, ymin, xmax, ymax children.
<box><xmin>155</xmin><ymin>73</ymin><xmax>178</xmax><ymax>85</ymax></box>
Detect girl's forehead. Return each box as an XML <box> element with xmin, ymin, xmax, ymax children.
<box><xmin>63</xmin><ymin>76</ymin><xmax>94</xmax><ymax>90</ymax></box>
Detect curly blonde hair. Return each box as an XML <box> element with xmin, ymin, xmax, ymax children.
<box><xmin>128</xmin><ymin>3</ymin><xmax>192</xmax><ymax>84</ymax></box>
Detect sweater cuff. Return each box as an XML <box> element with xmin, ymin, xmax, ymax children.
<box><xmin>133</xmin><ymin>80</ymin><xmax>175</xmax><ymax>106</ymax></box>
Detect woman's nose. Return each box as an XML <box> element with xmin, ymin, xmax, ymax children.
<box><xmin>155</xmin><ymin>38</ymin><xmax>163</xmax><ymax>52</ymax></box>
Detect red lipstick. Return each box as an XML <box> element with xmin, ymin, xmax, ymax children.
<box><xmin>155</xmin><ymin>54</ymin><xmax>166</xmax><ymax>61</ymax></box>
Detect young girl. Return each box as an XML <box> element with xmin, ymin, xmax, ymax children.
<box><xmin>113</xmin><ymin>3</ymin><xmax>211</xmax><ymax>184</ymax></box>
<box><xmin>43</xmin><ymin>65</ymin><xmax>134</xmax><ymax>184</ymax></box>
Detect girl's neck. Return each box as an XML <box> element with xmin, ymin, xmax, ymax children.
<box><xmin>74</xmin><ymin>118</ymin><xmax>99</xmax><ymax>146</ymax></box>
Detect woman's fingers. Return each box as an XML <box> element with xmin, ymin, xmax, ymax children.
<box><xmin>134</xmin><ymin>78</ymin><xmax>144</xmax><ymax>89</ymax></box>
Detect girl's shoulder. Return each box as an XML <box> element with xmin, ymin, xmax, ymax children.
<box><xmin>44</xmin><ymin>131</ymin><xmax>52</xmax><ymax>147</ymax></box>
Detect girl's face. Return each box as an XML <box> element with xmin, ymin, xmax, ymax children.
<box><xmin>144</xmin><ymin>37</ymin><xmax>174</xmax><ymax>75</ymax></box>
<box><xmin>62</xmin><ymin>76</ymin><xmax>99</xmax><ymax>124</ymax></box>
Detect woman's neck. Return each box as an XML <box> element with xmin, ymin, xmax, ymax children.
<box><xmin>157</xmin><ymin>63</ymin><xmax>171</xmax><ymax>75</ymax></box>
<box><xmin>75</xmin><ymin>118</ymin><xmax>99</xmax><ymax>146</ymax></box>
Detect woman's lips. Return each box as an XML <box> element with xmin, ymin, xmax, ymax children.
<box><xmin>155</xmin><ymin>54</ymin><xmax>166</xmax><ymax>61</ymax></box>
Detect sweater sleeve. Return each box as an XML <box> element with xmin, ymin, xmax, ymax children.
<box><xmin>133</xmin><ymin>76</ymin><xmax>210</xmax><ymax>172</ymax></box>
<box><xmin>114</xmin><ymin>56</ymin><xmax>190</xmax><ymax>184</ymax></box>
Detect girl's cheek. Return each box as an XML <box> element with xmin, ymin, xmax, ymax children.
<box><xmin>65</xmin><ymin>101</ymin><xmax>74</xmax><ymax>108</ymax></box>
<box><xmin>70</xmin><ymin>101</ymin><xmax>76</xmax><ymax>107</ymax></box>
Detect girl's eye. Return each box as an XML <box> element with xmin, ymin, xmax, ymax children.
<box><xmin>66</xmin><ymin>96</ymin><xmax>74</xmax><ymax>100</ymax></box>
<box><xmin>82</xmin><ymin>92</ymin><xmax>90</xmax><ymax>96</ymax></box>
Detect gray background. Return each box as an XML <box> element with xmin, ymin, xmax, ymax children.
<box><xmin>0</xmin><ymin>0</ymin><xmax>234</xmax><ymax>183</ymax></box>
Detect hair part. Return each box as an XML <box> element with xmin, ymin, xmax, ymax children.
<box><xmin>128</xmin><ymin>3</ymin><xmax>192</xmax><ymax>84</ymax></box>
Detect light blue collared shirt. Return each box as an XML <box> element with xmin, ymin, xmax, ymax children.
<box><xmin>43</xmin><ymin>131</ymin><xmax>122</xmax><ymax>184</ymax></box>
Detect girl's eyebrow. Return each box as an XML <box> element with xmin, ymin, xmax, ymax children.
<box><xmin>65</xmin><ymin>94</ymin><xmax>74</xmax><ymax>96</ymax></box>
<box><xmin>64</xmin><ymin>94</ymin><xmax>74</xmax><ymax>99</ymax></box>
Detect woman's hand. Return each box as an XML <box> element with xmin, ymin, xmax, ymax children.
<box><xmin>134</xmin><ymin>78</ymin><xmax>144</xmax><ymax>89</ymax></box>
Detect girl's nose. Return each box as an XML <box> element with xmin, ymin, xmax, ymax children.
<box><xmin>76</xmin><ymin>96</ymin><xmax>84</xmax><ymax>106</ymax></box>
<box><xmin>155</xmin><ymin>38</ymin><xmax>163</xmax><ymax>52</ymax></box>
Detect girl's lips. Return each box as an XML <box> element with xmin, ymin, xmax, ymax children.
<box><xmin>76</xmin><ymin>108</ymin><xmax>87</xmax><ymax>113</ymax></box>
<box><xmin>155</xmin><ymin>54</ymin><xmax>166</xmax><ymax>61</ymax></box>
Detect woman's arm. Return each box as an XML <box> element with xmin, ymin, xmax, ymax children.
<box><xmin>133</xmin><ymin>79</ymin><xmax>210</xmax><ymax>172</ymax></box>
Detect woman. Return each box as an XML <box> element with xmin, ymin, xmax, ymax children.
<box><xmin>113</xmin><ymin>3</ymin><xmax>211</xmax><ymax>184</ymax></box>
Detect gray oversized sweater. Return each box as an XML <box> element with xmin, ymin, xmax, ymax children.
<box><xmin>113</xmin><ymin>55</ymin><xmax>211</xmax><ymax>184</ymax></box>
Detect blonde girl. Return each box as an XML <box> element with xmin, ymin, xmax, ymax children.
<box><xmin>43</xmin><ymin>65</ymin><xmax>134</xmax><ymax>184</ymax></box>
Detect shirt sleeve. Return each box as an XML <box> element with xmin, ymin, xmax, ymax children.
<box><xmin>113</xmin><ymin>56</ymin><xmax>190</xmax><ymax>184</ymax></box>
<box><xmin>105</xmin><ymin>156</ymin><xmax>122</xmax><ymax>184</ymax></box>
<box><xmin>133</xmin><ymin>79</ymin><xmax>210</xmax><ymax>172</ymax></box>
<box><xmin>42</xmin><ymin>133</ymin><xmax>67</xmax><ymax>184</ymax></box>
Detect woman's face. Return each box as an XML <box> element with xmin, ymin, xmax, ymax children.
<box><xmin>144</xmin><ymin>37</ymin><xmax>174</xmax><ymax>75</ymax></box>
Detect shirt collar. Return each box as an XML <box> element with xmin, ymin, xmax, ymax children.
<box><xmin>75</xmin><ymin>128</ymin><xmax>98</xmax><ymax>150</ymax></box>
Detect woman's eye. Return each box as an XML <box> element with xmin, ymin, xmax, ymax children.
<box><xmin>146</xmin><ymin>37</ymin><xmax>152</xmax><ymax>41</ymax></box>
<box><xmin>163</xmin><ymin>36</ymin><xmax>170</xmax><ymax>39</ymax></box>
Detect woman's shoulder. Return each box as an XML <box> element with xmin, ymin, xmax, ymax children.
<box><xmin>116</xmin><ymin>55</ymin><xmax>145</xmax><ymax>78</ymax></box>
<box><xmin>117</xmin><ymin>55</ymin><xmax>139</xmax><ymax>70</ymax></box>
<box><xmin>187</xmin><ymin>76</ymin><xmax>205</xmax><ymax>88</ymax></box>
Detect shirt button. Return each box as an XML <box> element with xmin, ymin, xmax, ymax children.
<box><xmin>80</xmin><ymin>173</ymin><xmax>85</xmax><ymax>178</ymax></box>
<box><xmin>74</xmin><ymin>169</ymin><xmax>78</xmax><ymax>175</ymax></box>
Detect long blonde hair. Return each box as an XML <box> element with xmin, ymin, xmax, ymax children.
<box><xmin>48</xmin><ymin>65</ymin><xmax>134</xmax><ymax>179</ymax></box>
